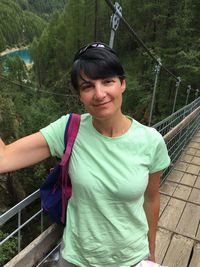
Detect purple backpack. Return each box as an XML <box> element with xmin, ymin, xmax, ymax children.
<box><xmin>40</xmin><ymin>113</ymin><xmax>80</xmax><ymax>225</ymax></box>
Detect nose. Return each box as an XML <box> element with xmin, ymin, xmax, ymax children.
<box><xmin>93</xmin><ymin>82</ymin><xmax>106</xmax><ymax>100</ymax></box>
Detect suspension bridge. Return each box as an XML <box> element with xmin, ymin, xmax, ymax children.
<box><xmin>1</xmin><ymin>96</ymin><xmax>199</xmax><ymax>267</ymax></box>
<box><xmin>0</xmin><ymin>1</ymin><xmax>200</xmax><ymax>267</ymax></box>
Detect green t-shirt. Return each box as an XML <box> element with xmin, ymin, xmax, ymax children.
<box><xmin>40</xmin><ymin>113</ymin><xmax>170</xmax><ymax>267</ymax></box>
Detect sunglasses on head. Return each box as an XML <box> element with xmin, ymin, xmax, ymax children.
<box><xmin>74</xmin><ymin>42</ymin><xmax>116</xmax><ymax>61</ymax></box>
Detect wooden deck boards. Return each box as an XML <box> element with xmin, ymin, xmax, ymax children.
<box><xmin>156</xmin><ymin>130</ymin><xmax>200</xmax><ymax>267</ymax></box>
<box><xmin>188</xmin><ymin>243</ymin><xmax>200</xmax><ymax>267</ymax></box>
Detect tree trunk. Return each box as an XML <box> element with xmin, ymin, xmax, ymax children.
<box><xmin>6</xmin><ymin>173</ymin><xmax>26</xmax><ymax>206</ymax></box>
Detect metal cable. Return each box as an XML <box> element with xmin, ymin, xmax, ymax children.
<box><xmin>0</xmin><ymin>74</ymin><xmax>77</xmax><ymax>97</ymax></box>
<box><xmin>104</xmin><ymin>0</ymin><xmax>179</xmax><ymax>81</ymax></box>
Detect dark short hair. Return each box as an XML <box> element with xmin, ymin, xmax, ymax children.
<box><xmin>71</xmin><ymin>42</ymin><xmax>125</xmax><ymax>92</ymax></box>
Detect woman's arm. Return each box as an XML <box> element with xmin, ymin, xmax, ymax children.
<box><xmin>0</xmin><ymin>132</ymin><xmax>51</xmax><ymax>173</ymax></box>
<box><xmin>143</xmin><ymin>171</ymin><xmax>161</xmax><ymax>262</ymax></box>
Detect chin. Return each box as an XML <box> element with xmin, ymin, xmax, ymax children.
<box><xmin>90</xmin><ymin>111</ymin><xmax>115</xmax><ymax>120</ymax></box>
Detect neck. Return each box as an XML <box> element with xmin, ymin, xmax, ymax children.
<box><xmin>92</xmin><ymin>112</ymin><xmax>132</xmax><ymax>137</ymax></box>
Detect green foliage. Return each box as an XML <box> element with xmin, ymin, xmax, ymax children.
<box><xmin>0</xmin><ymin>96</ymin><xmax>19</xmax><ymax>141</ymax></box>
<box><xmin>28</xmin><ymin>0</ymin><xmax>200</xmax><ymax>123</ymax></box>
<box><xmin>1</xmin><ymin>1</ymin><xmax>200</xmax><ymax>261</ymax></box>
<box><xmin>0</xmin><ymin>231</ymin><xmax>18</xmax><ymax>266</ymax></box>
<box><xmin>4</xmin><ymin>57</ymin><xmax>28</xmax><ymax>82</ymax></box>
<box><xmin>16</xmin><ymin>0</ymin><xmax>29</xmax><ymax>10</ymax></box>
<box><xmin>0</xmin><ymin>55</ymin><xmax>66</xmax><ymax>195</ymax></box>
<box><xmin>0</xmin><ymin>0</ymin><xmax>200</xmax><ymax>193</ymax></box>
<box><xmin>0</xmin><ymin>0</ymin><xmax>46</xmax><ymax>51</ymax></box>
<box><xmin>30</xmin><ymin>0</ymin><xmax>111</xmax><ymax>94</ymax></box>
<box><xmin>26</xmin><ymin>0</ymin><xmax>68</xmax><ymax>20</ymax></box>
<box><xmin>1</xmin><ymin>0</ymin><xmax>200</xmax><ymax>135</ymax></box>
<box><xmin>0</xmin><ymin>29</ymin><xmax>6</xmax><ymax>51</ymax></box>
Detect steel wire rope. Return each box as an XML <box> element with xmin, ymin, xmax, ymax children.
<box><xmin>0</xmin><ymin>74</ymin><xmax>78</xmax><ymax>98</ymax></box>
<box><xmin>104</xmin><ymin>0</ymin><xmax>179</xmax><ymax>82</ymax></box>
<box><xmin>105</xmin><ymin>0</ymin><xmax>200</xmax><ymax>111</ymax></box>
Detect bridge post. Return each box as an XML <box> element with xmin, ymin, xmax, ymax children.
<box><xmin>185</xmin><ymin>85</ymin><xmax>191</xmax><ymax>106</ymax></box>
<box><xmin>148</xmin><ymin>58</ymin><xmax>162</xmax><ymax>126</ymax></box>
<box><xmin>195</xmin><ymin>88</ymin><xmax>199</xmax><ymax>99</ymax></box>
<box><xmin>109</xmin><ymin>2</ymin><xmax>122</xmax><ymax>48</ymax></box>
<box><xmin>172</xmin><ymin>77</ymin><xmax>181</xmax><ymax>114</ymax></box>
<box><xmin>18</xmin><ymin>211</ymin><xmax>21</xmax><ymax>253</ymax></box>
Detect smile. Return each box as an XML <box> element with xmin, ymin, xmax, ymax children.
<box><xmin>93</xmin><ymin>101</ymin><xmax>112</xmax><ymax>107</ymax></box>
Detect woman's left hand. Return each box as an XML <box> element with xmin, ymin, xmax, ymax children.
<box><xmin>148</xmin><ymin>253</ymin><xmax>156</xmax><ymax>262</ymax></box>
<box><xmin>144</xmin><ymin>171</ymin><xmax>162</xmax><ymax>264</ymax></box>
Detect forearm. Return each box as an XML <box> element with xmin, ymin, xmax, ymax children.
<box><xmin>0</xmin><ymin>133</ymin><xmax>51</xmax><ymax>173</ymax></box>
<box><xmin>143</xmin><ymin>191</ymin><xmax>160</xmax><ymax>261</ymax></box>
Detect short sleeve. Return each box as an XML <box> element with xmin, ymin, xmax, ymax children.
<box><xmin>40</xmin><ymin>115</ymin><xmax>70</xmax><ymax>158</ymax></box>
<box><xmin>149</xmin><ymin>131</ymin><xmax>171</xmax><ymax>173</ymax></box>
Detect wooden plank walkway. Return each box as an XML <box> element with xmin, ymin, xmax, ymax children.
<box><xmin>156</xmin><ymin>129</ymin><xmax>200</xmax><ymax>267</ymax></box>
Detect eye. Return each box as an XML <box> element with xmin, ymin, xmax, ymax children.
<box><xmin>103</xmin><ymin>78</ymin><xmax>114</xmax><ymax>85</ymax></box>
<box><xmin>80</xmin><ymin>83</ymin><xmax>93</xmax><ymax>91</ymax></box>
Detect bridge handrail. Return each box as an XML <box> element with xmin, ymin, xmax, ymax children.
<box><xmin>163</xmin><ymin>105</ymin><xmax>200</xmax><ymax>142</ymax></box>
<box><xmin>0</xmin><ymin>189</ymin><xmax>43</xmax><ymax>253</ymax></box>
<box><xmin>1</xmin><ymin>96</ymin><xmax>199</xmax><ymax>225</ymax></box>
<box><xmin>0</xmin><ymin>189</ymin><xmax>40</xmax><ymax>226</ymax></box>
<box><xmin>153</xmin><ymin>97</ymin><xmax>200</xmax><ymax>135</ymax></box>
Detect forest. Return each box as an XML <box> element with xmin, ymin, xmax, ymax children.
<box><xmin>1</xmin><ymin>0</ymin><xmax>200</xmax><ymax>214</ymax></box>
<box><xmin>0</xmin><ymin>0</ymin><xmax>200</xmax><ymax>263</ymax></box>
<box><xmin>0</xmin><ymin>0</ymin><xmax>200</xmax><ymax>208</ymax></box>
<box><xmin>0</xmin><ymin>0</ymin><xmax>69</xmax><ymax>51</ymax></box>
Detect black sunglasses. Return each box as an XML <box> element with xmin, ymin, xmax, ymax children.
<box><xmin>74</xmin><ymin>42</ymin><xmax>116</xmax><ymax>61</ymax></box>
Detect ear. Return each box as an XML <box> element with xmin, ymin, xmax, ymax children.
<box><xmin>79</xmin><ymin>94</ymin><xmax>84</xmax><ymax>104</ymax></box>
<box><xmin>121</xmin><ymin>79</ymin><xmax>126</xmax><ymax>93</ymax></box>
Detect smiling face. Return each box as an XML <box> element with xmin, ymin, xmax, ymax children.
<box><xmin>71</xmin><ymin>43</ymin><xmax>126</xmax><ymax>120</ymax></box>
<box><xmin>79</xmin><ymin>73</ymin><xmax>126</xmax><ymax>120</ymax></box>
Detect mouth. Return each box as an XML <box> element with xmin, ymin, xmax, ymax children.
<box><xmin>93</xmin><ymin>100</ymin><xmax>112</xmax><ymax>107</ymax></box>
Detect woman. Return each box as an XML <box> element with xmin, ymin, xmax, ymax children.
<box><xmin>0</xmin><ymin>42</ymin><xmax>170</xmax><ymax>267</ymax></box>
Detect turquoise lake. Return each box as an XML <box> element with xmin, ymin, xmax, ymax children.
<box><xmin>1</xmin><ymin>48</ymin><xmax>33</xmax><ymax>65</ymax></box>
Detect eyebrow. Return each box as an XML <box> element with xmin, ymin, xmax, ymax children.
<box><xmin>78</xmin><ymin>73</ymin><xmax>93</xmax><ymax>86</ymax></box>
<box><xmin>79</xmin><ymin>80</ymin><xmax>91</xmax><ymax>86</ymax></box>
<box><xmin>79</xmin><ymin>79</ymin><xmax>94</xmax><ymax>89</ymax></box>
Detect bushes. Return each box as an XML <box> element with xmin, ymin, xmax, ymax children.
<box><xmin>0</xmin><ymin>230</ymin><xmax>18</xmax><ymax>266</ymax></box>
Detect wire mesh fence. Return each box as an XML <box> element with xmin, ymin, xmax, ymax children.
<box><xmin>154</xmin><ymin>97</ymin><xmax>200</xmax><ymax>183</ymax></box>
<box><xmin>153</xmin><ymin>97</ymin><xmax>200</xmax><ymax>136</ymax></box>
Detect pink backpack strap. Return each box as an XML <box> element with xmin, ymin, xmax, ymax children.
<box><xmin>60</xmin><ymin>113</ymin><xmax>81</xmax><ymax>166</ymax></box>
<box><xmin>60</xmin><ymin>113</ymin><xmax>81</xmax><ymax>223</ymax></box>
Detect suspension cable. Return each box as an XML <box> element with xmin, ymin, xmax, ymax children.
<box><xmin>0</xmin><ymin>74</ymin><xmax>77</xmax><ymax>97</ymax></box>
<box><xmin>104</xmin><ymin>0</ymin><xmax>179</xmax><ymax>82</ymax></box>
